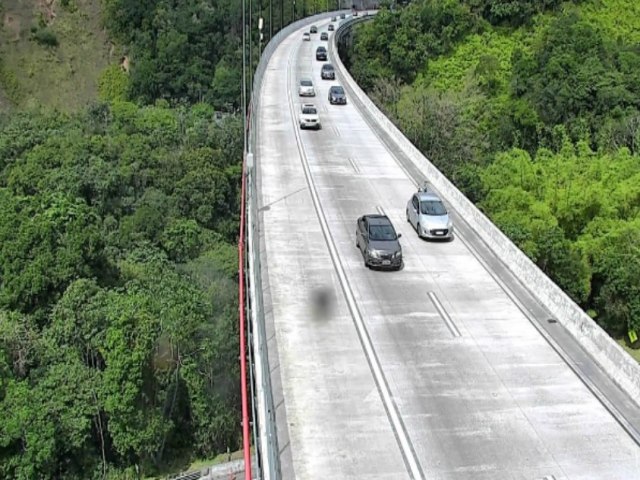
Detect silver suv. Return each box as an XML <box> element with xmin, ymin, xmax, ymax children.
<box><xmin>298</xmin><ymin>78</ymin><xmax>315</xmax><ymax>96</ymax></box>
<box><xmin>406</xmin><ymin>185</ymin><xmax>453</xmax><ymax>240</ymax></box>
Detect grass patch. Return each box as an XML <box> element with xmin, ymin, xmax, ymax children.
<box><xmin>0</xmin><ymin>0</ymin><xmax>114</xmax><ymax>111</ymax></box>
<box><xmin>617</xmin><ymin>339</ymin><xmax>640</xmax><ymax>363</ymax></box>
<box><xmin>144</xmin><ymin>448</ymin><xmax>249</xmax><ymax>480</ymax></box>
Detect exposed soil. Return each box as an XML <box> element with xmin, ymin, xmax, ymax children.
<box><xmin>38</xmin><ymin>0</ymin><xmax>57</xmax><ymax>25</ymax></box>
<box><xmin>3</xmin><ymin>13</ymin><xmax>22</xmax><ymax>41</ymax></box>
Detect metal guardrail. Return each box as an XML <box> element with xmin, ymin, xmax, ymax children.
<box><xmin>243</xmin><ymin>11</ymin><xmax>345</xmax><ymax>480</ymax></box>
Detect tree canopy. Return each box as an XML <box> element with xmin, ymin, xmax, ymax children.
<box><xmin>345</xmin><ymin>0</ymin><xmax>640</xmax><ymax>337</ymax></box>
<box><xmin>0</xmin><ymin>104</ymin><xmax>243</xmax><ymax>479</ymax></box>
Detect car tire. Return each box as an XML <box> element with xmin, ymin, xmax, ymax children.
<box><xmin>406</xmin><ymin>209</ymin><xmax>410</xmax><ymax>223</ymax></box>
<box><xmin>417</xmin><ymin>223</ymin><xmax>422</xmax><ymax>239</ymax></box>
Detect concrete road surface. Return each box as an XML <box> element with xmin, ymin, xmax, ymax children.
<box><xmin>255</xmin><ymin>19</ymin><xmax>640</xmax><ymax>480</ymax></box>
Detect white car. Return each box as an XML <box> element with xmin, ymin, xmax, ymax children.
<box><xmin>298</xmin><ymin>78</ymin><xmax>315</xmax><ymax>97</ymax></box>
<box><xmin>299</xmin><ymin>103</ymin><xmax>321</xmax><ymax>130</ymax></box>
<box><xmin>406</xmin><ymin>184</ymin><xmax>454</xmax><ymax>239</ymax></box>
<box><xmin>303</xmin><ymin>32</ymin><xmax>310</xmax><ymax>41</ymax></box>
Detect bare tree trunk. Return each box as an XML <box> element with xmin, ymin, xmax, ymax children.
<box><xmin>155</xmin><ymin>345</ymin><xmax>181</xmax><ymax>466</ymax></box>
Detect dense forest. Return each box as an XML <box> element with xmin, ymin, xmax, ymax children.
<box><xmin>1</xmin><ymin>0</ymin><xmax>251</xmax><ymax>478</ymax></box>
<box><xmin>345</xmin><ymin>0</ymin><xmax>640</xmax><ymax>341</ymax></box>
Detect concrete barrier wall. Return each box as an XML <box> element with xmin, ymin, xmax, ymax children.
<box><xmin>330</xmin><ymin>19</ymin><xmax>640</xmax><ymax>404</ymax></box>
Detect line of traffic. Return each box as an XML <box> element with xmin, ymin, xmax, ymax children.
<box><xmin>285</xmin><ymin>31</ymin><xmax>426</xmax><ymax>480</ymax></box>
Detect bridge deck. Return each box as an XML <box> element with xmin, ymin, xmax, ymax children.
<box><xmin>255</xmin><ymin>19</ymin><xmax>640</xmax><ymax>479</ymax></box>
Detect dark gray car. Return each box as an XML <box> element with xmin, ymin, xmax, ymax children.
<box><xmin>321</xmin><ymin>63</ymin><xmax>335</xmax><ymax>80</ymax></box>
<box><xmin>328</xmin><ymin>85</ymin><xmax>346</xmax><ymax>104</ymax></box>
<box><xmin>316</xmin><ymin>46</ymin><xmax>327</xmax><ymax>61</ymax></box>
<box><xmin>355</xmin><ymin>215</ymin><xmax>403</xmax><ymax>270</ymax></box>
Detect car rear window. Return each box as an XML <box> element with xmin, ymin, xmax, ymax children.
<box><xmin>420</xmin><ymin>200</ymin><xmax>447</xmax><ymax>215</ymax></box>
<box><xmin>323</xmin><ymin>65</ymin><xmax>334</xmax><ymax>71</ymax></box>
<box><xmin>369</xmin><ymin>224</ymin><xmax>397</xmax><ymax>241</ymax></box>
<box><xmin>301</xmin><ymin>80</ymin><xmax>312</xmax><ymax>86</ymax></box>
<box><xmin>332</xmin><ymin>87</ymin><xmax>344</xmax><ymax>94</ymax></box>
<box><xmin>302</xmin><ymin>107</ymin><xmax>317</xmax><ymax>114</ymax></box>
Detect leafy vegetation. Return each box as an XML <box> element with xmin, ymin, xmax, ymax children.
<box><xmin>1</xmin><ymin>0</ymin><xmax>334</xmax><ymax>476</ymax></box>
<box><xmin>346</xmin><ymin>0</ymin><xmax>640</xmax><ymax>338</ymax></box>
<box><xmin>0</xmin><ymin>104</ymin><xmax>243</xmax><ymax>479</ymax></box>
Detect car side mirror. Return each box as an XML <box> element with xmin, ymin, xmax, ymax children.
<box><xmin>397</xmin><ymin>233</ymin><xmax>402</xmax><ymax>239</ymax></box>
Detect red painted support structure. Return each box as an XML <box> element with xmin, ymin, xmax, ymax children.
<box><xmin>238</xmin><ymin>150</ymin><xmax>252</xmax><ymax>480</ymax></box>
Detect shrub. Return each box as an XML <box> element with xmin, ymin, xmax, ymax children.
<box><xmin>32</xmin><ymin>28</ymin><xmax>59</xmax><ymax>47</ymax></box>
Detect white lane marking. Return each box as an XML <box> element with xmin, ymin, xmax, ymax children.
<box><xmin>347</xmin><ymin>157</ymin><xmax>360</xmax><ymax>174</ymax></box>
<box><xmin>428</xmin><ymin>291</ymin><xmax>461</xmax><ymax>337</ymax></box>
<box><xmin>376</xmin><ymin>205</ymin><xmax>386</xmax><ymax>216</ymax></box>
<box><xmin>332</xmin><ymin>125</ymin><xmax>341</xmax><ymax>137</ymax></box>
<box><xmin>285</xmin><ymin>41</ymin><xmax>425</xmax><ymax>480</ymax></box>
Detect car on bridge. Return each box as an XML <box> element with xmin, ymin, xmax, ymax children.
<box><xmin>321</xmin><ymin>63</ymin><xmax>335</xmax><ymax>80</ymax></box>
<box><xmin>331</xmin><ymin>16</ymin><xmax>337</xmax><ymax>21</ymax></box>
<box><xmin>328</xmin><ymin>24</ymin><xmax>335</xmax><ymax>31</ymax></box>
<box><xmin>316</xmin><ymin>46</ymin><xmax>327</xmax><ymax>61</ymax></box>
<box><xmin>310</xmin><ymin>25</ymin><xmax>318</xmax><ymax>33</ymax></box>
<box><xmin>328</xmin><ymin>85</ymin><xmax>346</xmax><ymax>104</ymax></box>
<box><xmin>299</xmin><ymin>103</ymin><xmax>321</xmax><ymax>130</ymax></box>
<box><xmin>320</xmin><ymin>32</ymin><xmax>329</xmax><ymax>40</ymax></box>
<box><xmin>298</xmin><ymin>78</ymin><xmax>315</xmax><ymax>97</ymax></box>
<box><xmin>302</xmin><ymin>32</ymin><xmax>310</xmax><ymax>41</ymax></box>
<box><xmin>406</xmin><ymin>184</ymin><xmax>454</xmax><ymax>240</ymax></box>
<box><xmin>356</xmin><ymin>214</ymin><xmax>403</xmax><ymax>270</ymax></box>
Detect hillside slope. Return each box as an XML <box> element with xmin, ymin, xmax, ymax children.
<box><xmin>0</xmin><ymin>0</ymin><xmax>113</xmax><ymax>111</ymax></box>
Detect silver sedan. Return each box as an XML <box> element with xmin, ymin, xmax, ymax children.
<box><xmin>406</xmin><ymin>187</ymin><xmax>454</xmax><ymax>240</ymax></box>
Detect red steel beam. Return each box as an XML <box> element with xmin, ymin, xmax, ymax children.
<box><xmin>238</xmin><ymin>149</ymin><xmax>252</xmax><ymax>480</ymax></box>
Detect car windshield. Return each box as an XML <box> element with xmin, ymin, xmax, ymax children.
<box><xmin>369</xmin><ymin>224</ymin><xmax>397</xmax><ymax>241</ymax></box>
<box><xmin>302</xmin><ymin>107</ymin><xmax>317</xmax><ymax>114</ymax></box>
<box><xmin>323</xmin><ymin>65</ymin><xmax>334</xmax><ymax>71</ymax></box>
<box><xmin>301</xmin><ymin>80</ymin><xmax>312</xmax><ymax>86</ymax></box>
<box><xmin>332</xmin><ymin>87</ymin><xmax>344</xmax><ymax>94</ymax></box>
<box><xmin>317</xmin><ymin>47</ymin><xmax>326</xmax><ymax>51</ymax></box>
<box><xmin>420</xmin><ymin>200</ymin><xmax>447</xmax><ymax>215</ymax></box>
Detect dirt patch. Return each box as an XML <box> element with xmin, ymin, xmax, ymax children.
<box><xmin>120</xmin><ymin>55</ymin><xmax>130</xmax><ymax>73</ymax></box>
<box><xmin>3</xmin><ymin>13</ymin><xmax>22</xmax><ymax>41</ymax></box>
<box><xmin>38</xmin><ymin>0</ymin><xmax>57</xmax><ymax>25</ymax></box>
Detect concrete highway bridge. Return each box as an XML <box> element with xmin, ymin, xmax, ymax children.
<box><xmin>238</xmin><ymin>11</ymin><xmax>640</xmax><ymax>480</ymax></box>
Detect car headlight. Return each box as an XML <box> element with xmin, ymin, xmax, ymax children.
<box><xmin>393</xmin><ymin>251</ymin><xmax>402</xmax><ymax>258</ymax></box>
<box><xmin>368</xmin><ymin>249</ymin><xmax>381</xmax><ymax>259</ymax></box>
